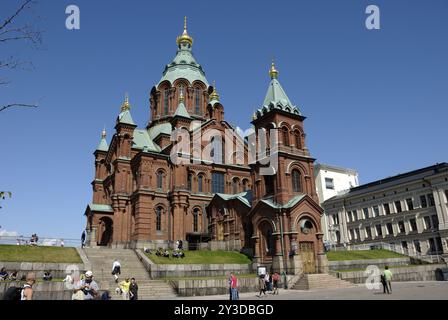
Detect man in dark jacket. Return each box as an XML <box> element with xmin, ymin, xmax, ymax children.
<box><xmin>130</xmin><ymin>278</ymin><xmax>138</xmax><ymax>300</ymax></box>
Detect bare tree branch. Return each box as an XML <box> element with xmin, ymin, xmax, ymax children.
<box><xmin>0</xmin><ymin>0</ymin><xmax>34</xmax><ymax>31</ymax></box>
<box><xmin>0</xmin><ymin>103</ymin><xmax>38</xmax><ymax>113</ymax></box>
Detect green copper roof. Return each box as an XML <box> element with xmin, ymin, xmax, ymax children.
<box><xmin>260</xmin><ymin>195</ymin><xmax>305</xmax><ymax>209</ymax></box>
<box><xmin>215</xmin><ymin>191</ymin><xmax>253</xmax><ymax>207</ymax></box>
<box><xmin>88</xmin><ymin>204</ymin><xmax>114</xmax><ymax>213</ymax></box>
<box><xmin>158</xmin><ymin>42</ymin><xmax>209</xmax><ymax>86</ymax></box>
<box><xmin>173</xmin><ymin>100</ymin><xmax>191</xmax><ymax>119</ymax></box>
<box><xmin>132</xmin><ymin>129</ymin><xmax>161</xmax><ymax>152</ymax></box>
<box><xmin>96</xmin><ymin>136</ymin><xmax>109</xmax><ymax>152</ymax></box>
<box><xmin>117</xmin><ymin>110</ymin><xmax>135</xmax><ymax>125</ymax></box>
<box><xmin>148</xmin><ymin>122</ymin><xmax>172</xmax><ymax>140</ymax></box>
<box><xmin>255</xmin><ymin>77</ymin><xmax>301</xmax><ymax>119</ymax></box>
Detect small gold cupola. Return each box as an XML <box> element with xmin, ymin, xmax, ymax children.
<box><xmin>176</xmin><ymin>16</ymin><xmax>193</xmax><ymax>47</ymax></box>
<box><xmin>209</xmin><ymin>81</ymin><xmax>220</xmax><ymax>101</ymax></box>
<box><xmin>269</xmin><ymin>60</ymin><xmax>279</xmax><ymax>79</ymax></box>
<box><xmin>121</xmin><ymin>93</ymin><xmax>131</xmax><ymax>112</ymax></box>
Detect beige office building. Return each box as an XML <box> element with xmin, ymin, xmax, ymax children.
<box><xmin>322</xmin><ymin>163</ymin><xmax>448</xmax><ymax>257</ymax></box>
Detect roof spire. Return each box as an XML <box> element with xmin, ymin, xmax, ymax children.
<box><xmin>179</xmin><ymin>87</ymin><xmax>185</xmax><ymax>103</ymax></box>
<box><xmin>209</xmin><ymin>80</ymin><xmax>220</xmax><ymax>101</ymax></box>
<box><xmin>269</xmin><ymin>59</ymin><xmax>279</xmax><ymax>79</ymax></box>
<box><xmin>101</xmin><ymin>127</ymin><xmax>106</xmax><ymax>139</ymax></box>
<box><xmin>121</xmin><ymin>93</ymin><xmax>131</xmax><ymax>112</ymax></box>
<box><xmin>176</xmin><ymin>16</ymin><xmax>193</xmax><ymax>47</ymax></box>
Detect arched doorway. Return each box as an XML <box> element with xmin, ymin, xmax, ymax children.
<box><xmin>259</xmin><ymin>220</ymin><xmax>275</xmax><ymax>262</ymax></box>
<box><xmin>297</xmin><ymin>217</ymin><xmax>317</xmax><ymax>274</ymax></box>
<box><xmin>99</xmin><ymin>217</ymin><xmax>113</xmax><ymax>246</ymax></box>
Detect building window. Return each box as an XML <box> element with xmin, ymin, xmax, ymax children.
<box><xmin>212</xmin><ymin>172</ymin><xmax>225</xmax><ymax>194</ymax></box>
<box><xmin>156</xmin><ymin>170</ymin><xmax>164</xmax><ymax>190</ymax></box>
<box><xmin>242</xmin><ymin>179</ymin><xmax>249</xmax><ymax>191</ymax></box>
<box><xmin>420</xmin><ymin>195</ymin><xmax>427</xmax><ymax>208</ymax></box>
<box><xmin>282</xmin><ymin>127</ymin><xmax>289</xmax><ymax>146</ymax></box>
<box><xmin>406</xmin><ymin>198</ymin><xmax>414</xmax><ymax>211</ymax></box>
<box><xmin>333</xmin><ymin>214</ymin><xmax>339</xmax><ymax>225</ymax></box>
<box><xmin>195</xmin><ymin>89</ymin><xmax>201</xmax><ymax>115</ymax></box>
<box><xmin>198</xmin><ymin>174</ymin><xmax>204</xmax><ymax>193</ymax></box>
<box><xmin>294</xmin><ymin>131</ymin><xmax>302</xmax><ymax>149</ymax></box>
<box><xmin>193</xmin><ymin>209</ymin><xmax>199</xmax><ymax>232</ymax></box>
<box><xmin>386</xmin><ymin>223</ymin><xmax>393</xmax><ymax>235</ymax></box>
<box><xmin>355</xmin><ymin>228</ymin><xmax>360</xmax><ymax>240</ymax></box>
<box><xmin>211</xmin><ymin>136</ymin><xmax>223</xmax><ymax>164</ymax></box>
<box><xmin>384</xmin><ymin>203</ymin><xmax>391</xmax><ymax>215</ymax></box>
<box><xmin>373</xmin><ymin>206</ymin><xmax>379</xmax><ymax>218</ymax></box>
<box><xmin>445</xmin><ymin>190</ymin><xmax>448</xmax><ymax>202</ymax></box>
<box><xmin>292</xmin><ymin>170</ymin><xmax>301</xmax><ymax>192</ymax></box>
<box><xmin>363</xmin><ymin>208</ymin><xmax>369</xmax><ymax>219</ymax></box>
<box><xmin>232</xmin><ymin>178</ymin><xmax>239</xmax><ymax>194</ymax></box>
<box><xmin>156</xmin><ymin>207</ymin><xmax>162</xmax><ymax>231</ymax></box>
<box><xmin>414</xmin><ymin>240</ymin><xmax>421</xmax><ymax>254</ymax></box>
<box><xmin>429</xmin><ymin>238</ymin><xmax>436</xmax><ymax>253</ymax></box>
<box><xmin>346</xmin><ymin>212</ymin><xmax>351</xmax><ymax>223</ymax></box>
<box><xmin>402</xmin><ymin>241</ymin><xmax>408</xmax><ymax>253</ymax></box>
<box><xmin>427</xmin><ymin>194</ymin><xmax>435</xmax><ymax>207</ymax></box>
<box><xmin>264</xmin><ymin>175</ymin><xmax>275</xmax><ymax>195</ymax></box>
<box><xmin>409</xmin><ymin>218</ymin><xmax>417</xmax><ymax>232</ymax></box>
<box><xmin>431</xmin><ymin>215</ymin><xmax>439</xmax><ymax>229</ymax></box>
<box><xmin>423</xmin><ymin>216</ymin><xmax>431</xmax><ymax>230</ymax></box>
<box><xmin>395</xmin><ymin>201</ymin><xmax>402</xmax><ymax>213</ymax></box>
<box><xmin>325</xmin><ymin>178</ymin><xmax>334</xmax><ymax>190</ymax></box>
<box><xmin>366</xmin><ymin>227</ymin><xmax>372</xmax><ymax>239</ymax></box>
<box><xmin>398</xmin><ymin>221</ymin><xmax>405</xmax><ymax>234</ymax></box>
<box><xmin>349</xmin><ymin>229</ymin><xmax>355</xmax><ymax>241</ymax></box>
<box><xmin>352</xmin><ymin>210</ymin><xmax>357</xmax><ymax>222</ymax></box>
<box><xmin>164</xmin><ymin>90</ymin><xmax>170</xmax><ymax>115</ymax></box>
<box><xmin>376</xmin><ymin>224</ymin><xmax>383</xmax><ymax>237</ymax></box>
<box><xmin>187</xmin><ymin>174</ymin><xmax>192</xmax><ymax>191</ymax></box>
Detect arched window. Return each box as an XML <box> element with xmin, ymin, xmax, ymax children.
<box><xmin>232</xmin><ymin>178</ymin><xmax>239</xmax><ymax>194</ymax></box>
<box><xmin>294</xmin><ymin>130</ymin><xmax>302</xmax><ymax>149</ymax></box>
<box><xmin>292</xmin><ymin>170</ymin><xmax>301</xmax><ymax>192</ymax></box>
<box><xmin>164</xmin><ymin>90</ymin><xmax>170</xmax><ymax>115</ymax></box>
<box><xmin>242</xmin><ymin>179</ymin><xmax>249</xmax><ymax>191</ymax></box>
<box><xmin>156</xmin><ymin>207</ymin><xmax>162</xmax><ymax>231</ymax></box>
<box><xmin>157</xmin><ymin>170</ymin><xmax>164</xmax><ymax>189</ymax></box>
<box><xmin>193</xmin><ymin>208</ymin><xmax>199</xmax><ymax>232</ymax></box>
<box><xmin>198</xmin><ymin>174</ymin><xmax>204</xmax><ymax>193</ymax></box>
<box><xmin>187</xmin><ymin>173</ymin><xmax>192</xmax><ymax>191</ymax></box>
<box><xmin>265</xmin><ymin>175</ymin><xmax>274</xmax><ymax>195</ymax></box>
<box><xmin>282</xmin><ymin>127</ymin><xmax>289</xmax><ymax>146</ymax></box>
<box><xmin>211</xmin><ymin>136</ymin><xmax>223</xmax><ymax>164</ymax></box>
<box><xmin>195</xmin><ymin>89</ymin><xmax>201</xmax><ymax>114</ymax></box>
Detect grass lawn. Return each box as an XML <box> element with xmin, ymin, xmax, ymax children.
<box><xmin>327</xmin><ymin>249</ymin><xmax>406</xmax><ymax>262</ymax></box>
<box><xmin>334</xmin><ymin>264</ymin><xmax>420</xmax><ymax>272</ymax></box>
<box><xmin>0</xmin><ymin>245</ymin><xmax>82</xmax><ymax>263</ymax></box>
<box><xmin>145</xmin><ymin>250</ymin><xmax>251</xmax><ymax>265</ymax></box>
<box><xmin>162</xmin><ymin>274</ymin><xmax>257</xmax><ymax>281</ymax></box>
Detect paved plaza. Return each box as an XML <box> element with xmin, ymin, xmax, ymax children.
<box><xmin>175</xmin><ymin>281</ymin><xmax>448</xmax><ymax>300</ymax></box>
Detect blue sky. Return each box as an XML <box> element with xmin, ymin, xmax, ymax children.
<box><xmin>1</xmin><ymin>0</ymin><xmax>447</xmax><ymax>240</ymax></box>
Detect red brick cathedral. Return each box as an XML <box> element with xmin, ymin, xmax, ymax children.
<box><xmin>85</xmin><ymin>18</ymin><xmax>328</xmax><ymax>274</ymax></box>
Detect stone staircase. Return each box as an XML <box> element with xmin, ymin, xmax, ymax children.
<box><xmin>292</xmin><ymin>273</ymin><xmax>356</xmax><ymax>290</ymax></box>
<box><xmin>83</xmin><ymin>248</ymin><xmax>177</xmax><ymax>300</ymax></box>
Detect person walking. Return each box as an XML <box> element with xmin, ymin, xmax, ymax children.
<box><xmin>81</xmin><ymin>231</ymin><xmax>86</xmax><ymax>248</ymax></box>
<box><xmin>264</xmin><ymin>272</ymin><xmax>271</xmax><ymax>293</ymax></box>
<box><xmin>383</xmin><ymin>266</ymin><xmax>393</xmax><ymax>294</ymax></box>
<box><xmin>112</xmin><ymin>259</ymin><xmax>121</xmax><ymax>283</ymax></box>
<box><xmin>257</xmin><ymin>275</ymin><xmax>267</xmax><ymax>298</ymax></box>
<box><xmin>21</xmin><ymin>272</ymin><xmax>36</xmax><ymax>300</ymax></box>
<box><xmin>129</xmin><ymin>278</ymin><xmax>138</xmax><ymax>300</ymax></box>
<box><xmin>272</xmin><ymin>272</ymin><xmax>280</xmax><ymax>295</ymax></box>
<box><xmin>119</xmin><ymin>278</ymin><xmax>131</xmax><ymax>300</ymax></box>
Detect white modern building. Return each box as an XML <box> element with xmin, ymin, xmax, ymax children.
<box><xmin>322</xmin><ymin>163</ymin><xmax>448</xmax><ymax>257</ymax></box>
<box><xmin>314</xmin><ymin>163</ymin><xmax>359</xmax><ymax>243</ymax></box>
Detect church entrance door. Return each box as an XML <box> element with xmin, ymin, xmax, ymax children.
<box><xmin>99</xmin><ymin>217</ymin><xmax>113</xmax><ymax>246</ymax></box>
<box><xmin>299</xmin><ymin>242</ymin><xmax>315</xmax><ymax>274</ymax></box>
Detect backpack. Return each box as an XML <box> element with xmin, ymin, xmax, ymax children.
<box><xmin>3</xmin><ymin>286</ymin><xmax>23</xmax><ymax>300</ymax></box>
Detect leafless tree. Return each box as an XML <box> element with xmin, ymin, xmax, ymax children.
<box><xmin>0</xmin><ymin>0</ymin><xmax>43</xmax><ymax>112</ymax></box>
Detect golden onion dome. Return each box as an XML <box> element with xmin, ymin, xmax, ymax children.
<box><xmin>269</xmin><ymin>60</ymin><xmax>279</xmax><ymax>79</ymax></box>
<box><xmin>176</xmin><ymin>16</ymin><xmax>193</xmax><ymax>46</ymax></box>
<box><xmin>209</xmin><ymin>81</ymin><xmax>220</xmax><ymax>101</ymax></box>
<box><xmin>121</xmin><ymin>93</ymin><xmax>131</xmax><ymax>112</ymax></box>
